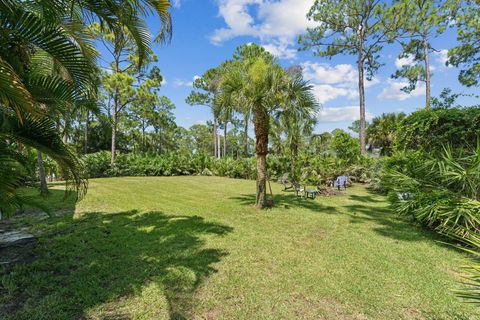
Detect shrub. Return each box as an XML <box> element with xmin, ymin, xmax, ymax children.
<box><xmin>396</xmin><ymin>107</ymin><xmax>480</xmax><ymax>152</ymax></box>
<box><xmin>381</xmin><ymin>145</ymin><xmax>480</xmax><ymax>235</ymax></box>
<box><xmin>449</xmin><ymin>232</ymin><xmax>480</xmax><ymax>304</ymax></box>
<box><xmin>82</xmin><ymin>151</ymin><xmax>375</xmax><ymax>186</ymax></box>
<box><xmin>83</xmin><ymin>151</ymin><xmax>111</xmax><ymax>178</ymax></box>
<box><xmin>330</xmin><ymin>130</ymin><xmax>360</xmax><ymax>162</ymax></box>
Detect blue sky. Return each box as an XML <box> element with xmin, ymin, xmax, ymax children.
<box><xmin>142</xmin><ymin>0</ymin><xmax>476</xmax><ymax>134</ymax></box>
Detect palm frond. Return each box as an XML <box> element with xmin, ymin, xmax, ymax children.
<box><xmin>0</xmin><ymin>110</ymin><xmax>87</xmax><ymax>200</ymax></box>
<box><xmin>0</xmin><ymin>57</ymin><xmax>37</xmax><ymax>119</ymax></box>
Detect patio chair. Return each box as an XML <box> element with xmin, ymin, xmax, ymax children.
<box><xmin>279</xmin><ymin>173</ymin><xmax>293</xmax><ymax>191</ymax></box>
<box><xmin>334</xmin><ymin>175</ymin><xmax>348</xmax><ymax>191</ymax></box>
<box><xmin>293</xmin><ymin>182</ymin><xmax>318</xmax><ymax>199</ymax></box>
<box><xmin>293</xmin><ymin>182</ymin><xmax>304</xmax><ymax>197</ymax></box>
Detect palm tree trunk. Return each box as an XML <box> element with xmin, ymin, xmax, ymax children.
<box><xmin>244</xmin><ymin>114</ymin><xmax>249</xmax><ymax>157</ymax></box>
<box><xmin>254</xmin><ymin>108</ymin><xmax>269</xmax><ymax>209</ymax></box>
<box><xmin>37</xmin><ymin>150</ymin><xmax>48</xmax><ymax>196</ymax></box>
<box><xmin>423</xmin><ymin>36</ymin><xmax>431</xmax><ymax>110</ymax></box>
<box><xmin>291</xmin><ymin>141</ymin><xmax>298</xmax><ymax>180</ymax></box>
<box><xmin>357</xmin><ymin>49</ymin><xmax>366</xmax><ymax>154</ymax></box>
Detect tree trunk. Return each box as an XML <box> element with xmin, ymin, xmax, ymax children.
<box><xmin>223</xmin><ymin>121</ymin><xmax>227</xmax><ymax>157</ymax></box>
<box><xmin>142</xmin><ymin>120</ymin><xmax>146</xmax><ymax>153</ymax></box>
<box><xmin>84</xmin><ymin>110</ymin><xmax>89</xmax><ymax>154</ymax></box>
<box><xmin>63</xmin><ymin>113</ymin><xmax>69</xmax><ymax>144</ymax></box>
<box><xmin>111</xmin><ymin>108</ymin><xmax>117</xmax><ymax>166</ymax></box>
<box><xmin>217</xmin><ymin>132</ymin><xmax>221</xmax><ymax>159</ymax></box>
<box><xmin>37</xmin><ymin>150</ymin><xmax>48</xmax><ymax>196</ymax></box>
<box><xmin>423</xmin><ymin>36</ymin><xmax>431</xmax><ymax>110</ymax></box>
<box><xmin>253</xmin><ymin>108</ymin><xmax>269</xmax><ymax>209</ymax></box>
<box><xmin>357</xmin><ymin>50</ymin><xmax>367</xmax><ymax>155</ymax></box>
<box><xmin>244</xmin><ymin>114</ymin><xmax>249</xmax><ymax>156</ymax></box>
<box><xmin>290</xmin><ymin>140</ymin><xmax>298</xmax><ymax>180</ymax></box>
<box><xmin>213</xmin><ymin>117</ymin><xmax>217</xmax><ymax>158</ymax></box>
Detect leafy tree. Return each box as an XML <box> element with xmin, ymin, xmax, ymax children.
<box><xmin>92</xmin><ymin>23</ymin><xmax>169</xmax><ymax>165</ymax></box>
<box><xmin>309</xmin><ymin>132</ymin><xmax>333</xmax><ymax>155</ymax></box>
<box><xmin>430</xmin><ymin>88</ymin><xmax>463</xmax><ymax>109</ymax></box>
<box><xmin>186</xmin><ymin>67</ymin><xmax>223</xmax><ymax>157</ymax></box>
<box><xmin>330</xmin><ymin>130</ymin><xmax>360</xmax><ymax>162</ymax></box>
<box><xmin>448</xmin><ymin>1</ymin><xmax>480</xmax><ymax>87</ymax></box>
<box><xmin>300</xmin><ymin>0</ymin><xmax>397</xmax><ymax>154</ymax></box>
<box><xmin>129</xmin><ymin>70</ymin><xmax>173</xmax><ymax>153</ymax></box>
<box><xmin>367</xmin><ymin>112</ymin><xmax>406</xmax><ymax>156</ymax></box>
<box><xmin>189</xmin><ymin>124</ymin><xmax>214</xmax><ymax>155</ymax></box>
<box><xmin>147</xmin><ymin>96</ymin><xmax>176</xmax><ymax>153</ymax></box>
<box><xmin>348</xmin><ymin>119</ymin><xmax>370</xmax><ymax>134</ymax></box>
<box><xmin>388</xmin><ymin>0</ymin><xmax>450</xmax><ymax>109</ymax></box>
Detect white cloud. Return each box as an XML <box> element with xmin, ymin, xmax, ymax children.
<box><xmin>434</xmin><ymin>49</ymin><xmax>450</xmax><ymax>68</ymax></box>
<box><xmin>171</xmin><ymin>0</ymin><xmax>182</xmax><ymax>8</ymax></box>
<box><xmin>301</xmin><ymin>61</ymin><xmax>378</xmax><ymax>103</ymax></box>
<box><xmin>395</xmin><ymin>55</ymin><xmax>415</xmax><ymax>69</ymax></box>
<box><xmin>173</xmin><ymin>75</ymin><xmax>200</xmax><ymax>87</ymax></box>
<box><xmin>302</xmin><ymin>62</ymin><xmax>357</xmax><ymax>85</ymax></box>
<box><xmin>318</xmin><ymin>106</ymin><xmax>373</xmax><ymax>123</ymax></box>
<box><xmin>377</xmin><ymin>79</ymin><xmax>425</xmax><ymax>101</ymax></box>
<box><xmin>311</xmin><ymin>84</ymin><xmax>357</xmax><ymax>104</ymax></box>
<box><xmin>262</xmin><ymin>40</ymin><xmax>297</xmax><ymax>60</ymax></box>
<box><xmin>210</xmin><ymin>0</ymin><xmax>315</xmax><ymax>59</ymax></box>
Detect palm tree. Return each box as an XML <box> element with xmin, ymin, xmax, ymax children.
<box><xmin>219</xmin><ymin>44</ymin><xmax>319</xmax><ymax>209</ymax></box>
<box><xmin>367</xmin><ymin>112</ymin><xmax>406</xmax><ymax>156</ymax></box>
<box><xmin>273</xmin><ymin>74</ymin><xmax>319</xmax><ymax>180</ymax></box>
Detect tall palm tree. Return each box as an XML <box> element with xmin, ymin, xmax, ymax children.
<box><xmin>367</xmin><ymin>112</ymin><xmax>406</xmax><ymax>156</ymax></box>
<box><xmin>219</xmin><ymin>45</ymin><xmax>319</xmax><ymax>209</ymax></box>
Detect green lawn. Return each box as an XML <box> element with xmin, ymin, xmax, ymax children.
<box><xmin>1</xmin><ymin>176</ymin><xmax>478</xmax><ymax>319</ymax></box>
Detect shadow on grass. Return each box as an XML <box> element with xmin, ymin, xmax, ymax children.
<box><xmin>230</xmin><ymin>193</ymin><xmax>339</xmax><ymax>214</ymax></box>
<box><xmin>348</xmin><ymin>194</ymin><xmax>383</xmax><ymax>203</ymax></box>
<box><xmin>1</xmin><ymin>208</ymin><xmax>232</xmax><ymax>320</ymax></box>
<box><xmin>344</xmin><ymin>191</ymin><xmax>453</xmax><ymax>246</ymax></box>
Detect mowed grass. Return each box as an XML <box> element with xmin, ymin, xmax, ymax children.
<box><xmin>1</xmin><ymin>176</ymin><xmax>479</xmax><ymax>319</ymax></box>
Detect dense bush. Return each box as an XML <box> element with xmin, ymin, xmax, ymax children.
<box><xmin>82</xmin><ymin>151</ymin><xmax>376</xmax><ymax>185</ymax></box>
<box><xmin>330</xmin><ymin>130</ymin><xmax>360</xmax><ymax>162</ymax></box>
<box><xmin>381</xmin><ymin>145</ymin><xmax>480</xmax><ymax>236</ymax></box>
<box><xmin>396</xmin><ymin>107</ymin><xmax>480</xmax><ymax>152</ymax></box>
<box><xmin>449</xmin><ymin>231</ymin><xmax>480</xmax><ymax>304</ymax></box>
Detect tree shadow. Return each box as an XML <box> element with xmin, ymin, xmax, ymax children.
<box><xmin>1</xmin><ymin>209</ymin><xmax>232</xmax><ymax>320</ymax></box>
<box><xmin>348</xmin><ymin>194</ymin><xmax>383</xmax><ymax>203</ymax></box>
<box><xmin>230</xmin><ymin>193</ymin><xmax>339</xmax><ymax>214</ymax></box>
<box><xmin>343</xmin><ymin>192</ymin><xmax>453</xmax><ymax>246</ymax></box>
